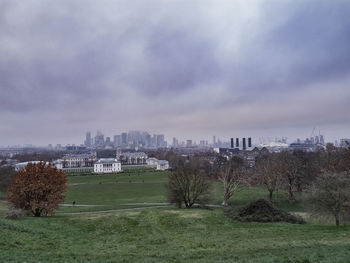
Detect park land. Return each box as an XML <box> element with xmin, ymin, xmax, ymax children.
<box><xmin>1</xmin><ymin>167</ymin><xmax>350</xmax><ymax>262</ymax></box>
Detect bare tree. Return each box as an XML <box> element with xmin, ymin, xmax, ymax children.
<box><xmin>255</xmin><ymin>154</ymin><xmax>281</xmax><ymax>201</ymax></box>
<box><xmin>218</xmin><ymin>156</ymin><xmax>246</xmax><ymax>206</ymax></box>
<box><xmin>310</xmin><ymin>172</ymin><xmax>350</xmax><ymax>226</ymax></box>
<box><xmin>166</xmin><ymin>158</ymin><xmax>211</xmax><ymax>208</ymax></box>
<box><xmin>277</xmin><ymin>151</ymin><xmax>302</xmax><ymax>202</ymax></box>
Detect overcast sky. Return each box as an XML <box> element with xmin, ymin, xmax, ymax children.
<box><xmin>1</xmin><ymin>0</ymin><xmax>350</xmax><ymax>146</ymax></box>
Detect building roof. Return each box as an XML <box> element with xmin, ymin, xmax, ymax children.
<box><xmin>121</xmin><ymin>152</ymin><xmax>148</xmax><ymax>158</ymax></box>
<box><xmin>63</xmin><ymin>154</ymin><xmax>93</xmax><ymax>159</ymax></box>
<box><xmin>95</xmin><ymin>158</ymin><xmax>120</xmax><ymax>164</ymax></box>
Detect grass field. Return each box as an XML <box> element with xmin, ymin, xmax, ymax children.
<box><xmin>60</xmin><ymin>167</ymin><xmax>302</xmax><ymax>213</ymax></box>
<box><xmin>1</xmin><ymin>168</ymin><xmax>350</xmax><ymax>262</ymax></box>
<box><xmin>59</xmin><ymin>168</ymin><xmax>169</xmax><ymax>213</ymax></box>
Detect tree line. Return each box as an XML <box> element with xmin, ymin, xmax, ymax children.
<box><xmin>166</xmin><ymin>145</ymin><xmax>350</xmax><ymax>226</ymax></box>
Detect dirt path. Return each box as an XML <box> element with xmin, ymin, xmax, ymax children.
<box><xmin>61</xmin><ymin>205</ymin><xmax>170</xmax><ymax>215</ymax></box>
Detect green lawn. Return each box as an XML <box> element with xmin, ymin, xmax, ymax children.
<box><xmin>60</xmin><ymin>169</ymin><xmax>301</xmax><ymax>213</ymax></box>
<box><xmin>1</xmin><ymin>169</ymin><xmax>350</xmax><ymax>262</ymax></box>
<box><xmin>1</xmin><ymin>204</ymin><xmax>350</xmax><ymax>262</ymax></box>
<box><xmin>60</xmin><ymin>169</ymin><xmax>169</xmax><ymax>213</ymax></box>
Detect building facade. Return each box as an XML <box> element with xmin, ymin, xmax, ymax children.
<box><xmin>94</xmin><ymin>158</ymin><xmax>122</xmax><ymax>173</ymax></box>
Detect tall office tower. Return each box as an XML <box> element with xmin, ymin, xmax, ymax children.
<box><xmin>242</xmin><ymin>138</ymin><xmax>246</xmax><ymax>150</ymax></box>
<box><xmin>105</xmin><ymin>137</ymin><xmax>111</xmax><ymax>145</ymax></box>
<box><xmin>213</xmin><ymin>136</ymin><xmax>216</xmax><ymax>146</ymax></box>
<box><xmin>145</xmin><ymin>133</ymin><xmax>151</xmax><ymax>147</ymax></box>
<box><xmin>236</xmin><ymin>138</ymin><xmax>239</xmax><ymax>148</ymax></box>
<box><xmin>315</xmin><ymin>136</ymin><xmax>320</xmax><ymax>144</ymax></box>
<box><xmin>85</xmin><ymin>131</ymin><xmax>91</xmax><ymax>147</ymax></box>
<box><xmin>113</xmin><ymin>135</ymin><xmax>122</xmax><ymax>147</ymax></box>
<box><xmin>230</xmin><ymin>138</ymin><xmax>234</xmax><ymax>148</ymax></box>
<box><xmin>121</xmin><ymin>132</ymin><xmax>127</xmax><ymax>145</ymax></box>
<box><xmin>186</xmin><ymin>140</ymin><xmax>193</xmax><ymax>147</ymax></box>
<box><xmin>172</xmin><ymin>137</ymin><xmax>178</xmax><ymax>148</ymax></box>
<box><xmin>248</xmin><ymin>137</ymin><xmax>252</xmax><ymax>148</ymax></box>
<box><xmin>157</xmin><ymin>134</ymin><xmax>165</xmax><ymax>147</ymax></box>
<box><xmin>320</xmin><ymin>135</ymin><xmax>325</xmax><ymax>145</ymax></box>
<box><xmin>94</xmin><ymin>131</ymin><xmax>105</xmax><ymax>146</ymax></box>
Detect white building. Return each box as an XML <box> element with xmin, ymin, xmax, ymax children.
<box><xmin>146</xmin><ymin>158</ymin><xmax>169</xmax><ymax>170</ymax></box>
<box><xmin>119</xmin><ymin>152</ymin><xmax>148</xmax><ymax>165</ymax></box>
<box><xmin>146</xmin><ymin>157</ymin><xmax>159</xmax><ymax>166</ymax></box>
<box><xmin>156</xmin><ymin>160</ymin><xmax>169</xmax><ymax>171</ymax></box>
<box><xmin>94</xmin><ymin>158</ymin><xmax>121</xmax><ymax>174</ymax></box>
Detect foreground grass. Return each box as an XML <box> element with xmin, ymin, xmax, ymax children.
<box><xmin>2</xmin><ymin>169</ymin><xmax>343</xmax><ymax>262</ymax></box>
<box><xmin>1</xmin><ymin>205</ymin><xmax>350</xmax><ymax>262</ymax></box>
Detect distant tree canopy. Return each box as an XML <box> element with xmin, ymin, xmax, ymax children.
<box><xmin>0</xmin><ymin>167</ymin><xmax>15</xmax><ymax>197</ymax></box>
<box><xmin>166</xmin><ymin>158</ymin><xmax>211</xmax><ymax>208</ymax></box>
<box><xmin>7</xmin><ymin>163</ymin><xmax>67</xmax><ymax>217</ymax></box>
<box><xmin>12</xmin><ymin>152</ymin><xmax>62</xmax><ymax>162</ymax></box>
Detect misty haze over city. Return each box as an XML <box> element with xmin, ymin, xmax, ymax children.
<box><xmin>1</xmin><ymin>0</ymin><xmax>350</xmax><ymax>146</ymax></box>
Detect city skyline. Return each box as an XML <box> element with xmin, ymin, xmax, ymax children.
<box><xmin>1</xmin><ymin>0</ymin><xmax>350</xmax><ymax>145</ymax></box>
<box><xmin>0</xmin><ymin>128</ymin><xmax>338</xmax><ymax>149</ymax></box>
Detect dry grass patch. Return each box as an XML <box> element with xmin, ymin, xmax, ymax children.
<box><xmin>165</xmin><ymin>209</ymin><xmax>203</xmax><ymax>218</ymax></box>
<box><xmin>72</xmin><ymin>211</ymin><xmax>141</xmax><ymax>220</ymax></box>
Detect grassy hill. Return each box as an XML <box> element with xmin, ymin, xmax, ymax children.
<box><xmin>1</xmin><ymin>168</ymin><xmax>350</xmax><ymax>262</ymax></box>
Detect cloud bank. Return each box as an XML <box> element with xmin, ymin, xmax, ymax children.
<box><xmin>1</xmin><ymin>0</ymin><xmax>350</xmax><ymax>145</ymax></box>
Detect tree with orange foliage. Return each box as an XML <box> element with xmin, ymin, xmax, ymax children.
<box><xmin>7</xmin><ymin>162</ymin><xmax>67</xmax><ymax>217</ymax></box>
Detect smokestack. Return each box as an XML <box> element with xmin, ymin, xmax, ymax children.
<box><xmin>230</xmin><ymin>138</ymin><xmax>234</xmax><ymax>148</ymax></box>
<box><xmin>236</xmin><ymin>138</ymin><xmax>239</xmax><ymax>148</ymax></box>
<box><xmin>248</xmin><ymin>137</ymin><xmax>252</xmax><ymax>148</ymax></box>
<box><xmin>243</xmin><ymin>138</ymin><xmax>246</xmax><ymax>150</ymax></box>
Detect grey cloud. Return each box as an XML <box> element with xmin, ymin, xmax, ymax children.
<box><xmin>0</xmin><ymin>0</ymin><xmax>350</xmax><ymax>145</ymax></box>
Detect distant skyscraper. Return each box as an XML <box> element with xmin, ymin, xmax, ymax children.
<box><xmin>94</xmin><ymin>131</ymin><xmax>105</xmax><ymax>146</ymax></box>
<box><xmin>113</xmin><ymin>135</ymin><xmax>122</xmax><ymax>147</ymax></box>
<box><xmin>172</xmin><ymin>137</ymin><xmax>178</xmax><ymax>148</ymax></box>
<box><xmin>156</xmin><ymin>134</ymin><xmax>165</xmax><ymax>147</ymax></box>
<box><xmin>186</xmin><ymin>140</ymin><xmax>192</xmax><ymax>147</ymax></box>
<box><xmin>85</xmin><ymin>131</ymin><xmax>91</xmax><ymax>147</ymax></box>
<box><xmin>320</xmin><ymin>135</ymin><xmax>325</xmax><ymax>145</ymax></box>
<box><xmin>121</xmin><ymin>132</ymin><xmax>127</xmax><ymax>145</ymax></box>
